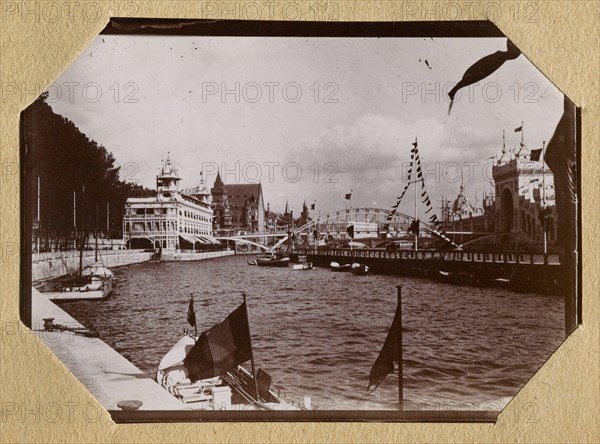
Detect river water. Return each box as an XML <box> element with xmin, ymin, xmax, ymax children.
<box><xmin>61</xmin><ymin>254</ymin><xmax>565</xmax><ymax>411</ymax></box>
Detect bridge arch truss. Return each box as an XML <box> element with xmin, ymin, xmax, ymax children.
<box><xmin>272</xmin><ymin>207</ymin><xmax>446</xmax><ymax>250</ymax></box>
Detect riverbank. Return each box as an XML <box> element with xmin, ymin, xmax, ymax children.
<box><xmin>32</xmin><ymin>249</ymin><xmax>236</xmax><ymax>281</ymax></box>
<box><xmin>32</xmin><ymin>250</ymin><xmax>153</xmax><ymax>282</ymax></box>
<box><xmin>31</xmin><ymin>288</ymin><xmax>184</xmax><ymax>411</ymax></box>
<box><xmin>160</xmin><ymin>249</ymin><xmax>235</xmax><ymax>261</ymax></box>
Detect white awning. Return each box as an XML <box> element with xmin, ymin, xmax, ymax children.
<box><xmin>194</xmin><ymin>235</ymin><xmax>209</xmax><ymax>244</ymax></box>
<box><xmin>203</xmin><ymin>235</ymin><xmax>222</xmax><ymax>245</ymax></box>
<box><xmin>178</xmin><ymin>233</ymin><xmax>197</xmax><ymax>244</ymax></box>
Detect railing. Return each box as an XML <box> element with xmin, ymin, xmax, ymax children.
<box><xmin>296</xmin><ymin>248</ymin><xmax>561</xmax><ymax>265</ymax></box>
<box><xmin>32</xmin><ymin>249</ymin><xmax>148</xmax><ymax>263</ymax></box>
<box><xmin>124</xmin><ymin>214</ymin><xmax>175</xmax><ymax>219</ymax></box>
<box><xmin>126</xmin><ymin>231</ymin><xmax>178</xmax><ymax>236</ymax></box>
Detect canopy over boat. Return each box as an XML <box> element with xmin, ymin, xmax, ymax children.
<box><xmin>81</xmin><ymin>262</ymin><xmax>113</xmax><ymax>277</ymax></box>
<box><xmin>158</xmin><ymin>335</ymin><xmax>195</xmax><ymax>371</ymax></box>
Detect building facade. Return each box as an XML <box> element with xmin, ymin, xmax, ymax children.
<box><xmin>491</xmin><ymin>140</ymin><xmax>557</xmax><ymax>245</ymax></box>
<box><xmin>442</xmin><ymin>135</ymin><xmax>557</xmax><ymax>247</ymax></box>
<box><xmin>210</xmin><ymin>172</ymin><xmax>265</xmax><ymax>235</ymax></box>
<box><xmin>123</xmin><ymin>156</ymin><xmax>217</xmax><ymax>250</ymax></box>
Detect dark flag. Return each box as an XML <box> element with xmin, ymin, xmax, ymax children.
<box><xmin>544</xmin><ymin>96</ymin><xmax>578</xmax><ymax>334</ymax></box>
<box><xmin>367</xmin><ymin>300</ymin><xmax>402</xmax><ymax>392</ymax></box>
<box><xmin>530</xmin><ymin>148</ymin><xmax>542</xmax><ymax>161</ymax></box>
<box><xmin>345</xmin><ymin>192</ymin><xmax>352</xmax><ymax>200</ymax></box>
<box><xmin>187</xmin><ymin>295</ymin><xmax>196</xmax><ymax>327</ymax></box>
<box><xmin>310</xmin><ymin>203</ymin><xmax>315</xmax><ymax>210</ymax></box>
<box><xmin>538</xmin><ymin>207</ymin><xmax>552</xmax><ymax>225</ymax></box>
<box><xmin>514</xmin><ymin>125</ymin><xmax>523</xmax><ymax>133</ymax></box>
<box><xmin>408</xmin><ymin>220</ymin><xmax>420</xmax><ymax>236</ymax></box>
<box><xmin>347</xmin><ymin>225</ymin><xmax>355</xmax><ymax>239</ymax></box>
<box><xmin>183</xmin><ymin>302</ymin><xmax>252</xmax><ymax>381</ymax></box>
<box><xmin>448</xmin><ymin>40</ymin><xmax>520</xmax><ymax>113</ymax></box>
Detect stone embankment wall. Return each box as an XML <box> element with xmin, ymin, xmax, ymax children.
<box><xmin>32</xmin><ymin>250</ymin><xmax>152</xmax><ymax>282</ymax></box>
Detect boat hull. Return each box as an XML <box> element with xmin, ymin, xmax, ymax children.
<box><xmin>350</xmin><ymin>264</ymin><xmax>369</xmax><ymax>275</ymax></box>
<box><xmin>45</xmin><ymin>276</ymin><xmax>113</xmax><ymax>301</ymax></box>
<box><xmin>256</xmin><ymin>257</ymin><xmax>290</xmax><ymax>267</ymax></box>
<box><xmin>157</xmin><ymin>335</ymin><xmax>299</xmax><ymax>411</ymax></box>
<box><xmin>330</xmin><ymin>261</ymin><xmax>352</xmax><ymax>272</ymax></box>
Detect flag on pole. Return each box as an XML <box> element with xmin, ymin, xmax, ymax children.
<box><xmin>345</xmin><ymin>192</ymin><xmax>352</xmax><ymax>200</ymax></box>
<box><xmin>514</xmin><ymin>125</ymin><xmax>523</xmax><ymax>132</ymax></box>
<box><xmin>183</xmin><ymin>302</ymin><xmax>252</xmax><ymax>381</ymax></box>
<box><xmin>346</xmin><ymin>225</ymin><xmax>355</xmax><ymax>239</ymax></box>
<box><xmin>530</xmin><ymin>148</ymin><xmax>542</xmax><ymax>161</ymax></box>
<box><xmin>187</xmin><ymin>295</ymin><xmax>196</xmax><ymax>327</ymax></box>
<box><xmin>367</xmin><ymin>299</ymin><xmax>402</xmax><ymax>392</ymax></box>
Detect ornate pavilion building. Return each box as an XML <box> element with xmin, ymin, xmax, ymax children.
<box><xmin>122</xmin><ymin>156</ymin><xmax>218</xmax><ymax>250</ymax></box>
<box><xmin>442</xmin><ymin>129</ymin><xmax>557</xmax><ymax>247</ymax></box>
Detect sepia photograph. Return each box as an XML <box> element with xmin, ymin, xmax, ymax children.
<box><xmin>20</xmin><ymin>19</ymin><xmax>581</xmax><ymax>421</ymax></box>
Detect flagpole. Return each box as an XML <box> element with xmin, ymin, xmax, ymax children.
<box><xmin>413</xmin><ymin>157</ymin><xmax>418</xmax><ymax>253</ymax></box>
<box><xmin>242</xmin><ymin>293</ymin><xmax>260</xmax><ymax>402</ymax></box>
<box><xmin>73</xmin><ymin>191</ymin><xmax>77</xmax><ymax>250</ymax></box>
<box><xmin>36</xmin><ymin>176</ymin><xmax>40</xmax><ymax>254</ymax></box>
<box><xmin>192</xmin><ymin>293</ymin><xmax>197</xmax><ymax>336</ymax></box>
<box><xmin>396</xmin><ymin>285</ymin><xmax>404</xmax><ymax>411</ymax></box>
<box><xmin>314</xmin><ymin>203</ymin><xmax>318</xmax><ymax>250</ymax></box>
<box><xmin>542</xmin><ymin>140</ymin><xmax>547</xmax><ymax>256</ymax></box>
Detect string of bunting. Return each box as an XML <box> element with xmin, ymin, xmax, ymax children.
<box><xmin>384</xmin><ymin>139</ymin><xmax>458</xmax><ymax>247</ymax></box>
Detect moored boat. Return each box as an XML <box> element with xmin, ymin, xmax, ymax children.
<box><xmin>292</xmin><ymin>262</ymin><xmax>313</xmax><ymax>270</ymax></box>
<box><xmin>350</xmin><ymin>263</ymin><xmax>369</xmax><ymax>275</ymax></box>
<box><xmin>39</xmin><ymin>262</ymin><xmax>113</xmax><ymax>301</ymax></box>
<box><xmin>256</xmin><ymin>254</ymin><xmax>290</xmax><ymax>267</ymax></box>
<box><xmin>330</xmin><ymin>261</ymin><xmax>352</xmax><ymax>272</ymax></box>
<box><xmin>157</xmin><ymin>295</ymin><xmax>301</xmax><ymax>411</ymax></box>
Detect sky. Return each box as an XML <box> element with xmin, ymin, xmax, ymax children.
<box><xmin>47</xmin><ymin>35</ymin><xmax>563</xmax><ymax>218</ymax></box>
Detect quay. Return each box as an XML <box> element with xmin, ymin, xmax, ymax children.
<box><xmin>31</xmin><ymin>287</ymin><xmax>184</xmax><ymax>411</ymax></box>
<box><xmin>296</xmin><ymin>248</ymin><xmax>562</xmax><ymax>294</ymax></box>
<box><xmin>32</xmin><ymin>249</ymin><xmax>153</xmax><ymax>282</ymax></box>
<box><xmin>32</xmin><ymin>249</ymin><xmax>235</xmax><ymax>282</ymax></box>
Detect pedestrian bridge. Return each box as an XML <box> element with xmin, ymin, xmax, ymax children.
<box><xmin>216</xmin><ymin>207</ymin><xmax>458</xmax><ymax>252</ymax></box>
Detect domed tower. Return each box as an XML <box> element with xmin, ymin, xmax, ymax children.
<box><xmin>156</xmin><ymin>153</ymin><xmax>181</xmax><ymax>197</ymax></box>
<box><xmin>492</xmin><ymin>125</ymin><xmax>555</xmax><ymax>239</ymax></box>
<box><xmin>451</xmin><ymin>181</ymin><xmax>473</xmax><ymax>220</ymax></box>
<box><xmin>187</xmin><ymin>171</ymin><xmax>211</xmax><ymax>205</ymax></box>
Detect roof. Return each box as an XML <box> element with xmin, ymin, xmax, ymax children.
<box><xmin>221</xmin><ymin>183</ymin><xmax>263</xmax><ymax>210</ymax></box>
